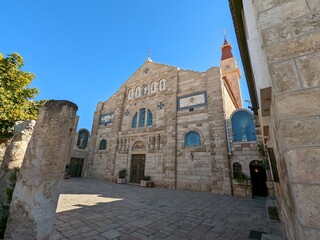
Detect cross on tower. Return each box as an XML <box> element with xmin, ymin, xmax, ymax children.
<box><xmin>147</xmin><ymin>50</ymin><xmax>152</xmax><ymax>61</ymax></box>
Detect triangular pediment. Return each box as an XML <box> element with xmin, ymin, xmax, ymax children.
<box><xmin>122</xmin><ymin>60</ymin><xmax>179</xmax><ymax>88</ymax></box>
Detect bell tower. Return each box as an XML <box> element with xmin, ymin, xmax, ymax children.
<box><xmin>220</xmin><ymin>35</ymin><xmax>242</xmax><ymax>108</ymax></box>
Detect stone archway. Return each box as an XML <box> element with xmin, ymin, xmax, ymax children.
<box><xmin>130</xmin><ymin>141</ymin><xmax>146</xmax><ymax>183</ymax></box>
<box><xmin>250</xmin><ymin>160</ymin><xmax>268</xmax><ymax>197</ymax></box>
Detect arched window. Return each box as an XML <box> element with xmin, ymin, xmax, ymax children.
<box><xmin>132</xmin><ymin>112</ymin><xmax>138</xmax><ymax>128</ymax></box>
<box><xmin>77</xmin><ymin>129</ymin><xmax>89</xmax><ymax>149</ymax></box>
<box><xmin>128</xmin><ymin>89</ymin><xmax>134</xmax><ymax>99</ymax></box>
<box><xmin>138</xmin><ymin>108</ymin><xmax>146</xmax><ymax>127</ymax></box>
<box><xmin>150</xmin><ymin>82</ymin><xmax>156</xmax><ymax>93</ymax></box>
<box><xmin>135</xmin><ymin>87</ymin><xmax>141</xmax><ymax>97</ymax></box>
<box><xmin>233</xmin><ymin>162</ymin><xmax>242</xmax><ymax>178</ymax></box>
<box><xmin>142</xmin><ymin>84</ymin><xmax>148</xmax><ymax>95</ymax></box>
<box><xmin>159</xmin><ymin>79</ymin><xmax>165</xmax><ymax>91</ymax></box>
<box><xmin>147</xmin><ymin>109</ymin><xmax>152</xmax><ymax>126</ymax></box>
<box><xmin>99</xmin><ymin>139</ymin><xmax>107</xmax><ymax>150</ymax></box>
<box><xmin>132</xmin><ymin>108</ymin><xmax>153</xmax><ymax>128</ymax></box>
<box><xmin>231</xmin><ymin>110</ymin><xmax>257</xmax><ymax>142</ymax></box>
<box><xmin>185</xmin><ymin>131</ymin><xmax>201</xmax><ymax>147</ymax></box>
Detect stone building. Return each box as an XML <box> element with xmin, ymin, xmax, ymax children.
<box><xmin>67</xmin><ymin>116</ymin><xmax>91</xmax><ymax>178</ymax></box>
<box><xmin>69</xmin><ymin>39</ymin><xmax>272</xmax><ymax>198</ymax></box>
<box><xmin>229</xmin><ymin>0</ymin><xmax>320</xmax><ymax>239</ymax></box>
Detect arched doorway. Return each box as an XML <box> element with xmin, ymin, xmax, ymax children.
<box><xmin>250</xmin><ymin>161</ymin><xmax>268</xmax><ymax>197</ymax></box>
<box><xmin>69</xmin><ymin>157</ymin><xmax>84</xmax><ymax>177</ymax></box>
<box><xmin>130</xmin><ymin>141</ymin><xmax>146</xmax><ymax>183</ymax></box>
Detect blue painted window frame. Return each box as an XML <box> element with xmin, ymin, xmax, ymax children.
<box><xmin>147</xmin><ymin>109</ymin><xmax>153</xmax><ymax>126</ymax></box>
<box><xmin>138</xmin><ymin>108</ymin><xmax>146</xmax><ymax>127</ymax></box>
<box><xmin>132</xmin><ymin>108</ymin><xmax>153</xmax><ymax>128</ymax></box>
<box><xmin>132</xmin><ymin>112</ymin><xmax>138</xmax><ymax>128</ymax></box>
<box><xmin>231</xmin><ymin>110</ymin><xmax>257</xmax><ymax>142</ymax></box>
<box><xmin>185</xmin><ymin>131</ymin><xmax>201</xmax><ymax>147</ymax></box>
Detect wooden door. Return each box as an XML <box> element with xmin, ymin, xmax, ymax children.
<box><xmin>130</xmin><ymin>154</ymin><xmax>145</xmax><ymax>183</ymax></box>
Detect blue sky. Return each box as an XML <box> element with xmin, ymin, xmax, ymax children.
<box><xmin>1</xmin><ymin>0</ymin><xmax>250</xmax><ymax>131</ymax></box>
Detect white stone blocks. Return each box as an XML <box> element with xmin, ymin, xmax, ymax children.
<box><xmin>269</xmin><ymin>60</ymin><xmax>301</xmax><ymax>93</ymax></box>
<box><xmin>285</xmin><ymin>147</ymin><xmax>320</xmax><ymax>183</ymax></box>
<box><xmin>275</xmin><ymin>89</ymin><xmax>320</xmax><ymax>119</ymax></box>
<box><xmin>296</xmin><ymin>52</ymin><xmax>320</xmax><ymax>88</ymax></box>
<box><xmin>265</xmin><ymin>32</ymin><xmax>320</xmax><ymax>63</ymax></box>
<box><xmin>281</xmin><ymin>117</ymin><xmax>320</xmax><ymax>147</ymax></box>
<box><xmin>258</xmin><ymin>0</ymin><xmax>309</xmax><ymax>30</ymax></box>
<box><xmin>292</xmin><ymin>183</ymin><xmax>320</xmax><ymax>228</ymax></box>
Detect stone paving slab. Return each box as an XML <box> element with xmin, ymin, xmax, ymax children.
<box><xmin>50</xmin><ymin>178</ymin><xmax>284</xmax><ymax>240</ymax></box>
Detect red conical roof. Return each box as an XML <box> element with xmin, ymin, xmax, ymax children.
<box><xmin>221</xmin><ymin>38</ymin><xmax>233</xmax><ymax>60</ymax></box>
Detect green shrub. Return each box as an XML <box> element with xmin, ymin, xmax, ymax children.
<box><xmin>141</xmin><ymin>176</ymin><xmax>151</xmax><ymax>181</ymax></box>
<box><xmin>118</xmin><ymin>169</ymin><xmax>127</xmax><ymax>178</ymax></box>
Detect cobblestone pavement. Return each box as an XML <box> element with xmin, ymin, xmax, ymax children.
<box><xmin>50</xmin><ymin>178</ymin><xmax>283</xmax><ymax>240</ymax></box>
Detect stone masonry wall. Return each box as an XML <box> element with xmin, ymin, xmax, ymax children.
<box><xmin>86</xmin><ymin>60</ymin><xmax>235</xmax><ymax>194</ymax></box>
<box><xmin>223</xmin><ymin>86</ymin><xmax>237</xmax><ymax>119</ymax></box>
<box><xmin>176</xmin><ymin>70</ymin><xmax>212</xmax><ymax>192</ymax></box>
<box><xmin>206</xmin><ymin>67</ymin><xmax>232</xmax><ymax>195</ymax></box>
<box><xmin>88</xmin><ymin>61</ymin><xmax>179</xmax><ymax>187</ymax></box>
<box><xmin>252</xmin><ymin>1</ymin><xmax>320</xmax><ymax>239</ymax></box>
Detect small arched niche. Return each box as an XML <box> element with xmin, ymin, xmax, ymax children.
<box><xmin>132</xmin><ymin>141</ymin><xmax>145</xmax><ymax>151</ymax></box>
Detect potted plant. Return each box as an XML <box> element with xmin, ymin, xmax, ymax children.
<box><xmin>117</xmin><ymin>169</ymin><xmax>127</xmax><ymax>184</ymax></box>
<box><xmin>234</xmin><ymin>172</ymin><xmax>250</xmax><ymax>185</ymax></box>
<box><xmin>140</xmin><ymin>175</ymin><xmax>151</xmax><ymax>187</ymax></box>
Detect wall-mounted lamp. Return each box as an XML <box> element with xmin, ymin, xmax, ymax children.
<box><xmin>191</xmin><ymin>152</ymin><xmax>194</xmax><ymax>160</ymax></box>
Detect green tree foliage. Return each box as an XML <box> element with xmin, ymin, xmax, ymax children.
<box><xmin>0</xmin><ymin>53</ymin><xmax>44</xmax><ymax>139</ymax></box>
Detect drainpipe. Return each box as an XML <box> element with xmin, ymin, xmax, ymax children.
<box><xmin>225</xmin><ymin>120</ymin><xmax>234</xmax><ymax>196</ymax></box>
<box><xmin>225</xmin><ymin>120</ymin><xmax>232</xmax><ymax>156</ymax></box>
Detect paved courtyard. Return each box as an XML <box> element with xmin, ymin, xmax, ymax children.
<box><xmin>50</xmin><ymin>178</ymin><xmax>283</xmax><ymax>240</ymax></box>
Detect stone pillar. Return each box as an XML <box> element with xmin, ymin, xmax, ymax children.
<box><xmin>0</xmin><ymin>140</ymin><xmax>10</xmax><ymax>165</ymax></box>
<box><xmin>0</xmin><ymin>120</ymin><xmax>36</xmax><ymax>203</ymax></box>
<box><xmin>4</xmin><ymin>100</ymin><xmax>78</xmax><ymax>240</ymax></box>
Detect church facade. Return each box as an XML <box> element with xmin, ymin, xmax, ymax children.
<box><xmin>69</xmin><ymin>39</ymin><xmax>269</xmax><ymax>196</ymax></box>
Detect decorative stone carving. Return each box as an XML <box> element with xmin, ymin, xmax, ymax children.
<box><xmin>143</xmin><ymin>67</ymin><xmax>149</xmax><ymax>74</ymax></box>
<box><xmin>125</xmin><ymin>109</ymin><xmax>130</xmax><ymax>116</ymax></box>
<box><xmin>118</xmin><ymin>138</ymin><xmax>128</xmax><ymax>152</ymax></box>
<box><xmin>157</xmin><ymin>102</ymin><xmax>164</xmax><ymax>109</ymax></box>
<box><xmin>147</xmin><ymin>134</ymin><xmax>162</xmax><ymax>152</ymax></box>
<box><xmin>142</xmin><ymin>84</ymin><xmax>148</xmax><ymax>95</ymax></box>
<box><xmin>132</xmin><ymin>141</ymin><xmax>145</xmax><ymax>151</ymax></box>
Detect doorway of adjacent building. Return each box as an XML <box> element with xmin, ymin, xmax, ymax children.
<box><xmin>69</xmin><ymin>157</ymin><xmax>84</xmax><ymax>177</ymax></box>
<box><xmin>130</xmin><ymin>154</ymin><xmax>145</xmax><ymax>183</ymax></box>
<box><xmin>250</xmin><ymin>161</ymin><xmax>268</xmax><ymax>197</ymax></box>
